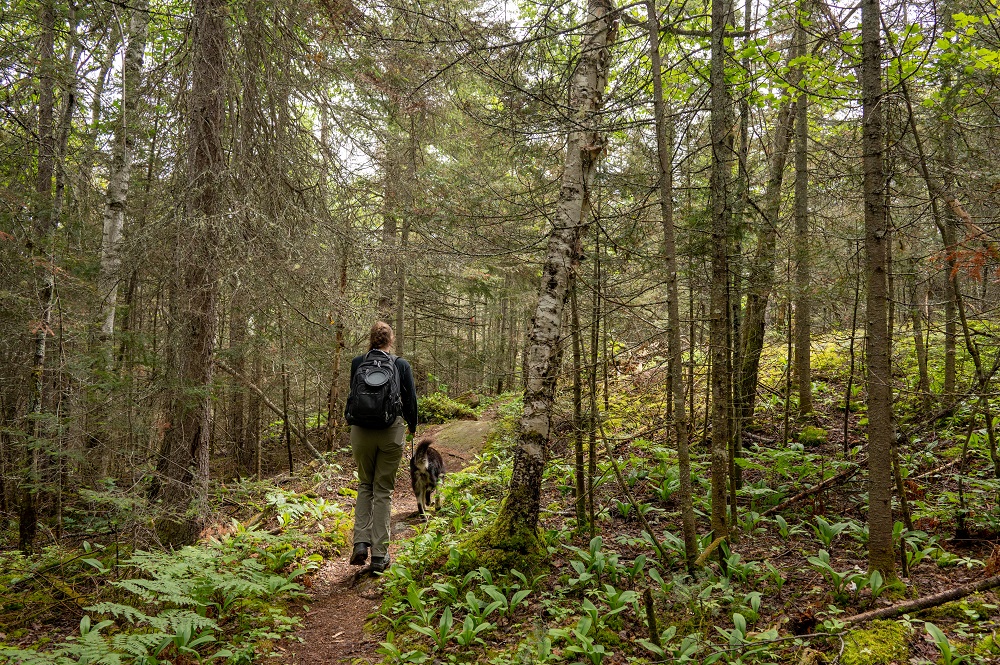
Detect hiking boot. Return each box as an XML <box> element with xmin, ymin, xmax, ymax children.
<box><xmin>369</xmin><ymin>555</ymin><xmax>391</xmax><ymax>574</ymax></box>
<box><xmin>350</xmin><ymin>541</ymin><xmax>370</xmax><ymax>566</ymax></box>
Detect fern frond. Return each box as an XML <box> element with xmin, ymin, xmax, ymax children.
<box><xmin>0</xmin><ymin>647</ymin><xmax>74</xmax><ymax>665</ymax></box>
<box><xmin>115</xmin><ymin>578</ymin><xmax>200</xmax><ymax>606</ymax></box>
<box><xmin>83</xmin><ymin>602</ymin><xmax>152</xmax><ymax>625</ymax></box>
<box><xmin>110</xmin><ymin>631</ymin><xmax>170</xmax><ymax>657</ymax></box>
<box><xmin>73</xmin><ymin>629</ymin><xmax>123</xmax><ymax>665</ymax></box>
<box><xmin>155</xmin><ymin>608</ymin><xmax>220</xmax><ymax>633</ymax></box>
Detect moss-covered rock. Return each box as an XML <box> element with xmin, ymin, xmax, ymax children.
<box><xmin>798</xmin><ymin>426</ymin><xmax>828</xmax><ymax>447</ymax></box>
<box><xmin>418</xmin><ymin>392</ymin><xmax>477</xmax><ymax>424</ymax></box>
<box><xmin>841</xmin><ymin>620</ymin><xmax>909</xmax><ymax>665</ymax></box>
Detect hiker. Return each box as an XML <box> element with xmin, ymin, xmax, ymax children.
<box><xmin>345</xmin><ymin>321</ymin><xmax>418</xmax><ymax>573</ymax></box>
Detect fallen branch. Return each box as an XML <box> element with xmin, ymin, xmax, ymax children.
<box><xmin>843</xmin><ymin>574</ymin><xmax>1000</xmax><ymax>625</ymax></box>
<box><xmin>913</xmin><ymin>457</ymin><xmax>963</xmax><ymax>480</ymax></box>
<box><xmin>761</xmin><ymin>462</ymin><xmax>862</xmax><ymax>517</ymax></box>
<box><xmin>216</xmin><ymin>359</ymin><xmax>325</xmax><ymax>461</ymax></box>
<box><xmin>694</xmin><ymin>536</ymin><xmax>726</xmax><ymax>567</ymax></box>
<box><xmin>599</xmin><ymin>421</ymin><xmax>669</xmax><ymax>562</ymax></box>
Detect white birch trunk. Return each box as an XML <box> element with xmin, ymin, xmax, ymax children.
<box><xmin>497</xmin><ymin>0</ymin><xmax>617</xmax><ymax>537</ymax></box>
<box><xmin>98</xmin><ymin>0</ymin><xmax>149</xmax><ymax>341</ymax></box>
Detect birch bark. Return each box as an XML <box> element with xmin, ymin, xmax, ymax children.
<box><xmin>493</xmin><ymin>0</ymin><xmax>616</xmax><ymax>542</ymax></box>
<box><xmin>98</xmin><ymin>0</ymin><xmax>149</xmax><ymax>343</ymax></box>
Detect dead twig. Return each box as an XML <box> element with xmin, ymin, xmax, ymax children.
<box><xmin>761</xmin><ymin>462</ymin><xmax>862</xmax><ymax>517</ymax></box>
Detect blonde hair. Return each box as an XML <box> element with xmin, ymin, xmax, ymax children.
<box><xmin>368</xmin><ymin>321</ymin><xmax>395</xmax><ymax>352</ymax></box>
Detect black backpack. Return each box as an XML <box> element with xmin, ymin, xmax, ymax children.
<box><xmin>345</xmin><ymin>350</ymin><xmax>402</xmax><ymax>429</ymax></box>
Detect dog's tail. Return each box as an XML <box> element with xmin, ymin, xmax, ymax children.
<box><xmin>414</xmin><ymin>438</ymin><xmax>433</xmax><ymax>456</ymax></box>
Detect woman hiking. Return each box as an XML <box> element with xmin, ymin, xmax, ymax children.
<box><xmin>345</xmin><ymin>321</ymin><xmax>418</xmax><ymax>573</ymax></box>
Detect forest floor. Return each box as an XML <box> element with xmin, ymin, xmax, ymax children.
<box><xmin>283</xmin><ymin>418</ymin><xmax>493</xmax><ymax>665</ymax></box>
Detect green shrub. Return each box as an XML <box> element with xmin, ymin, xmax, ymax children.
<box><xmin>418</xmin><ymin>392</ymin><xmax>477</xmax><ymax>424</ymax></box>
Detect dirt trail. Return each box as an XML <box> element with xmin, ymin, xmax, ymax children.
<box><xmin>284</xmin><ymin>418</ymin><xmax>492</xmax><ymax>665</ymax></box>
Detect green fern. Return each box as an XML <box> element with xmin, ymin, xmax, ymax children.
<box><xmin>0</xmin><ymin>647</ymin><xmax>75</xmax><ymax>665</ymax></box>
<box><xmin>9</xmin><ymin>496</ymin><xmax>334</xmax><ymax>664</ymax></box>
<box><xmin>110</xmin><ymin>632</ymin><xmax>171</xmax><ymax>660</ymax></box>
<box><xmin>83</xmin><ymin>603</ymin><xmax>152</xmax><ymax>625</ymax></box>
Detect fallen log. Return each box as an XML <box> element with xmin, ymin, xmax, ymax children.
<box><xmin>844</xmin><ymin>574</ymin><xmax>1000</xmax><ymax>624</ymax></box>
<box><xmin>761</xmin><ymin>462</ymin><xmax>862</xmax><ymax>517</ymax></box>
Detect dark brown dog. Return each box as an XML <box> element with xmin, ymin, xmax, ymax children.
<box><xmin>410</xmin><ymin>438</ymin><xmax>445</xmax><ymax>516</ymax></box>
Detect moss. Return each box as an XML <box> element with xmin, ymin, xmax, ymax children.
<box><xmin>878</xmin><ymin>578</ymin><xmax>906</xmax><ymax>600</ymax></box>
<box><xmin>456</xmin><ymin>496</ymin><xmax>544</xmax><ymax>575</ymax></box>
<box><xmin>418</xmin><ymin>392</ymin><xmax>477</xmax><ymax>423</ymax></box>
<box><xmin>798</xmin><ymin>426</ymin><xmax>828</xmax><ymax>447</ymax></box>
<box><xmin>941</xmin><ymin>445</ymin><xmax>964</xmax><ymax>460</ymax></box>
<box><xmin>921</xmin><ymin>595</ymin><xmax>993</xmax><ymax>621</ymax></box>
<box><xmin>596</xmin><ymin>627</ymin><xmax>623</xmax><ymax>646</ymax></box>
<box><xmin>841</xmin><ymin>620</ymin><xmax>909</xmax><ymax>665</ymax></box>
<box><xmin>975</xmin><ymin>634</ymin><xmax>1000</xmax><ymax>656</ymax></box>
<box><xmin>338</xmin><ymin>487</ymin><xmax>357</xmax><ymax>498</ymax></box>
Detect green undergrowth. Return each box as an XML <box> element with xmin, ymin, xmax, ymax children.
<box><xmin>372</xmin><ymin>398</ymin><xmax>802</xmax><ymax>664</ymax></box>
<box><xmin>366</xmin><ymin>345</ymin><xmax>1000</xmax><ymax>664</ymax></box>
<box><xmin>0</xmin><ymin>481</ymin><xmax>349</xmax><ymax>664</ymax></box>
<box><xmin>418</xmin><ymin>391</ymin><xmax>478</xmax><ymax>424</ymax></box>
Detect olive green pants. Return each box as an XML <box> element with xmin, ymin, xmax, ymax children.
<box><xmin>350</xmin><ymin>416</ymin><xmax>406</xmax><ymax>558</ymax></box>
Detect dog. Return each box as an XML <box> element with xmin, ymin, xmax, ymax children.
<box><xmin>409</xmin><ymin>438</ymin><xmax>445</xmax><ymax>516</ymax></box>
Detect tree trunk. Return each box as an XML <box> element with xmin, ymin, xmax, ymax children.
<box><xmin>380</xmin><ymin>148</ymin><xmax>400</xmax><ymax>322</ymax></box>
<box><xmin>88</xmin><ymin>0</ymin><xmax>150</xmax><ymax>471</ymax></box>
<box><xmin>151</xmin><ymin>0</ymin><xmax>226</xmax><ymax>546</ymax></box>
<box><xmin>571</xmin><ymin>282</ymin><xmax>586</xmax><ymax>529</ymax></box>
<box><xmin>646</xmin><ymin>0</ymin><xmax>698</xmax><ymax>570</ymax></box>
<box><xmin>491</xmin><ymin>0</ymin><xmax>616</xmax><ymax>547</ymax></box>
<box><xmin>907</xmin><ymin>262</ymin><xmax>931</xmax><ymax>407</ymax></box>
<box><xmin>327</xmin><ymin>251</ymin><xmax>349</xmax><ymax>451</ymax></box>
<box><xmin>709</xmin><ymin>0</ymin><xmax>734</xmax><ymax>541</ymax></box>
<box><xmin>940</xmin><ymin>4</ymin><xmax>957</xmax><ymax>397</ymax></box>
<box><xmin>793</xmin><ymin>7</ymin><xmax>812</xmax><ymax>416</ymax></box>
<box><xmin>861</xmin><ymin>0</ymin><xmax>896</xmax><ymax>580</ymax></box>
<box><xmin>735</xmin><ymin>92</ymin><xmax>799</xmax><ymax>427</ymax></box>
<box><xmin>395</xmin><ymin>113</ymin><xmax>418</xmax><ymax>356</ymax></box>
<box><xmin>98</xmin><ymin>0</ymin><xmax>149</xmax><ymax>344</ymax></box>
<box><xmin>19</xmin><ymin>0</ymin><xmax>58</xmax><ymax>553</ymax></box>
<box><xmin>229</xmin><ymin>299</ymin><xmax>252</xmax><ymax>477</ymax></box>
